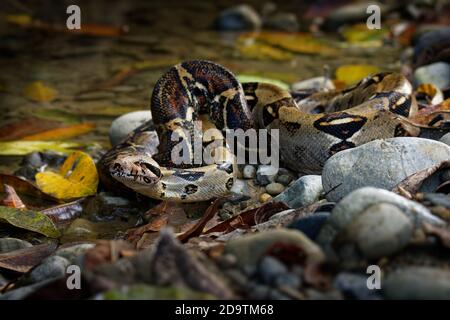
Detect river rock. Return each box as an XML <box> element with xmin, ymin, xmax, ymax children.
<box><xmin>264</xmin><ymin>13</ymin><xmax>299</xmax><ymax>32</ymax></box>
<box><xmin>242</xmin><ymin>165</ymin><xmax>256</xmax><ymax>179</ymax></box>
<box><xmin>258</xmin><ymin>256</ymin><xmax>288</xmax><ymax>285</ymax></box>
<box><xmin>273</xmin><ymin>175</ymin><xmax>323</xmax><ymax>208</ymax></box>
<box><xmin>440</xmin><ymin>132</ymin><xmax>450</xmax><ymax>146</ymax></box>
<box><xmin>214</xmin><ymin>4</ymin><xmax>262</xmax><ymax>31</ymax></box>
<box><xmin>316</xmin><ymin>187</ymin><xmax>445</xmax><ymax>259</ymax></box>
<box><xmin>256</xmin><ymin>165</ymin><xmax>278</xmax><ymax>186</ymax></box>
<box><xmin>323</xmin><ymin>2</ymin><xmax>388</xmax><ymax>30</ymax></box>
<box><xmin>322</xmin><ymin>137</ymin><xmax>450</xmax><ymax>202</ymax></box>
<box><xmin>334</xmin><ymin>203</ymin><xmax>413</xmax><ymax>260</ymax></box>
<box><xmin>413</xmin><ymin>27</ymin><xmax>450</xmax><ymax>68</ymax></box>
<box><xmin>265</xmin><ymin>182</ymin><xmax>285</xmax><ymax>196</ymax></box>
<box><xmin>28</xmin><ymin>255</ymin><xmax>71</xmax><ymax>284</ymax></box>
<box><xmin>291</xmin><ymin>76</ymin><xmax>335</xmax><ymax>92</ymax></box>
<box><xmin>229</xmin><ymin>178</ymin><xmax>251</xmax><ymax>201</ymax></box>
<box><xmin>334</xmin><ymin>272</ymin><xmax>382</xmax><ymax>300</ymax></box>
<box><xmin>414</xmin><ymin>62</ymin><xmax>450</xmax><ymax>89</ymax></box>
<box><xmin>0</xmin><ymin>238</ymin><xmax>32</xmax><ymax>254</ymax></box>
<box><xmin>288</xmin><ymin>212</ymin><xmax>330</xmax><ymax>240</ymax></box>
<box><xmin>109</xmin><ymin>110</ymin><xmax>153</xmax><ymax>146</ymax></box>
<box><xmin>224</xmin><ymin>229</ymin><xmax>325</xmax><ymax>271</ymax></box>
<box><xmin>383</xmin><ymin>267</ymin><xmax>450</xmax><ymax>299</ymax></box>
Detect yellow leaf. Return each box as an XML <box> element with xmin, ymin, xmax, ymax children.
<box><xmin>341</xmin><ymin>23</ymin><xmax>389</xmax><ymax>47</ymax></box>
<box><xmin>0</xmin><ymin>141</ymin><xmax>81</xmax><ymax>155</ymax></box>
<box><xmin>6</xmin><ymin>14</ymin><xmax>32</xmax><ymax>27</ymax></box>
<box><xmin>242</xmin><ymin>32</ymin><xmax>338</xmax><ymax>56</ymax></box>
<box><xmin>335</xmin><ymin>64</ymin><xmax>380</xmax><ymax>86</ymax></box>
<box><xmin>35</xmin><ymin>151</ymin><xmax>98</xmax><ymax>200</ymax></box>
<box><xmin>20</xmin><ymin>123</ymin><xmax>95</xmax><ymax>141</ymax></box>
<box><xmin>24</xmin><ymin>81</ymin><xmax>57</xmax><ymax>102</ymax></box>
<box><xmin>237</xmin><ymin>41</ymin><xmax>293</xmax><ymax>61</ymax></box>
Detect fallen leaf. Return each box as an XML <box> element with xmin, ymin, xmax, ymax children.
<box><xmin>392</xmin><ymin>161</ymin><xmax>450</xmax><ymax>195</ymax></box>
<box><xmin>243</xmin><ymin>32</ymin><xmax>338</xmax><ymax>56</ymax></box>
<box><xmin>0</xmin><ymin>206</ymin><xmax>60</xmax><ymax>238</ymax></box>
<box><xmin>126</xmin><ymin>215</ymin><xmax>169</xmax><ymax>246</ymax></box>
<box><xmin>0</xmin><ymin>117</ymin><xmax>63</xmax><ymax>142</ymax></box>
<box><xmin>0</xmin><ymin>242</ymin><xmax>57</xmax><ymax>273</ymax></box>
<box><xmin>410</xmin><ymin>98</ymin><xmax>450</xmax><ymax>126</ymax></box>
<box><xmin>1</xmin><ymin>184</ymin><xmax>26</xmax><ymax>209</ymax></box>
<box><xmin>0</xmin><ymin>141</ymin><xmax>81</xmax><ymax>156</ymax></box>
<box><xmin>0</xmin><ymin>174</ymin><xmax>60</xmax><ymax>203</ymax></box>
<box><xmin>35</xmin><ymin>151</ymin><xmax>99</xmax><ymax>200</ymax></box>
<box><xmin>177</xmin><ymin>197</ymin><xmax>228</xmax><ymax>243</ymax></box>
<box><xmin>83</xmin><ymin>240</ymin><xmax>136</xmax><ymax>271</ymax></box>
<box><xmin>335</xmin><ymin>64</ymin><xmax>380</xmax><ymax>86</ymax></box>
<box><xmin>41</xmin><ymin>199</ymin><xmax>84</xmax><ymax>226</ymax></box>
<box><xmin>341</xmin><ymin>23</ymin><xmax>388</xmax><ymax>46</ymax></box>
<box><xmin>237</xmin><ymin>41</ymin><xmax>293</xmax><ymax>61</ymax></box>
<box><xmin>5</xmin><ymin>14</ymin><xmax>32</xmax><ymax>26</ymax></box>
<box><xmin>20</xmin><ymin>123</ymin><xmax>95</xmax><ymax>141</ymax></box>
<box><xmin>23</xmin><ymin>81</ymin><xmax>57</xmax><ymax>102</ymax></box>
<box><xmin>423</xmin><ymin>223</ymin><xmax>450</xmax><ymax>248</ymax></box>
<box><xmin>101</xmin><ymin>284</ymin><xmax>215</xmax><ymax>300</ymax></box>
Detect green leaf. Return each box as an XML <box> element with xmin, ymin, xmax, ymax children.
<box><xmin>0</xmin><ymin>141</ymin><xmax>81</xmax><ymax>156</ymax></box>
<box><xmin>0</xmin><ymin>206</ymin><xmax>61</xmax><ymax>238</ymax></box>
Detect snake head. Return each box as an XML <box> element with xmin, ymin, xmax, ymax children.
<box><xmin>109</xmin><ymin>154</ymin><xmax>162</xmax><ymax>186</ymax></box>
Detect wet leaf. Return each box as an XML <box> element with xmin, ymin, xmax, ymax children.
<box><xmin>245</xmin><ymin>32</ymin><xmax>338</xmax><ymax>56</ymax></box>
<box><xmin>0</xmin><ymin>206</ymin><xmax>60</xmax><ymax>238</ymax></box>
<box><xmin>0</xmin><ymin>174</ymin><xmax>60</xmax><ymax>204</ymax></box>
<box><xmin>0</xmin><ymin>141</ymin><xmax>81</xmax><ymax>156</ymax></box>
<box><xmin>23</xmin><ymin>81</ymin><xmax>57</xmax><ymax>103</ymax></box>
<box><xmin>341</xmin><ymin>23</ymin><xmax>388</xmax><ymax>46</ymax></box>
<box><xmin>237</xmin><ymin>41</ymin><xmax>293</xmax><ymax>61</ymax></box>
<box><xmin>423</xmin><ymin>223</ymin><xmax>450</xmax><ymax>248</ymax></box>
<box><xmin>126</xmin><ymin>215</ymin><xmax>169</xmax><ymax>246</ymax></box>
<box><xmin>101</xmin><ymin>284</ymin><xmax>215</xmax><ymax>300</ymax></box>
<box><xmin>41</xmin><ymin>199</ymin><xmax>84</xmax><ymax>226</ymax></box>
<box><xmin>69</xmin><ymin>24</ymin><xmax>128</xmax><ymax>37</ymax></box>
<box><xmin>35</xmin><ymin>151</ymin><xmax>99</xmax><ymax>200</ymax></box>
<box><xmin>392</xmin><ymin>161</ymin><xmax>450</xmax><ymax>195</ymax></box>
<box><xmin>177</xmin><ymin>197</ymin><xmax>228</xmax><ymax>243</ymax></box>
<box><xmin>0</xmin><ymin>242</ymin><xmax>57</xmax><ymax>273</ymax></box>
<box><xmin>1</xmin><ymin>184</ymin><xmax>26</xmax><ymax>209</ymax></box>
<box><xmin>335</xmin><ymin>64</ymin><xmax>380</xmax><ymax>86</ymax></box>
<box><xmin>237</xmin><ymin>75</ymin><xmax>289</xmax><ymax>90</ymax></box>
<box><xmin>410</xmin><ymin>98</ymin><xmax>450</xmax><ymax>126</ymax></box>
<box><xmin>20</xmin><ymin>123</ymin><xmax>95</xmax><ymax>141</ymax></box>
<box><xmin>78</xmin><ymin>105</ymin><xmax>142</xmax><ymax>117</ymax></box>
<box><xmin>204</xmin><ymin>202</ymin><xmax>290</xmax><ymax>235</ymax></box>
<box><xmin>5</xmin><ymin>14</ymin><xmax>32</xmax><ymax>26</ymax></box>
<box><xmin>0</xmin><ymin>117</ymin><xmax>63</xmax><ymax>142</ymax></box>
<box><xmin>34</xmin><ymin>109</ymin><xmax>80</xmax><ymax>124</ymax></box>
<box><xmin>83</xmin><ymin>240</ymin><xmax>136</xmax><ymax>271</ymax></box>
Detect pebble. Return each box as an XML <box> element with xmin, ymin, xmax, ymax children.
<box><xmin>218</xmin><ymin>254</ymin><xmax>237</xmax><ymax>269</ymax></box>
<box><xmin>336</xmin><ymin>203</ymin><xmax>413</xmax><ymax>260</ymax></box>
<box><xmin>288</xmin><ymin>212</ymin><xmax>330</xmax><ymax>241</ymax></box>
<box><xmin>334</xmin><ymin>272</ymin><xmax>382</xmax><ymax>300</ymax></box>
<box><xmin>259</xmin><ymin>193</ymin><xmax>272</xmax><ymax>203</ymax></box>
<box><xmin>323</xmin><ymin>2</ymin><xmax>387</xmax><ymax>30</ymax></box>
<box><xmin>265</xmin><ymin>182</ymin><xmax>285</xmax><ymax>196</ymax></box>
<box><xmin>273</xmin><ymin>175</ymin><xmax>323</xmax><ymax>209</ymax></box>
<box><xmin>413</xmin><ymin>27</ymin><xmax>450</xmax><ymax>67</ymax></box>
<box><xmin>63</xmin><ymin>218</ymin><xmax>98</xmax><ymax>241</ymax></box>
<box><xmin>54</xmin><ymin>243</ymin><xmax>96</xmax><ymax>264</ymax></box>
<box><xmin>439</xmin><ymin>132</ymin><xmax>450</xmax><ymax>146</ymax></box>
<box><xmin>28</xmin><ymin>255</ymin><xmax>71</xmax><ymax>284</ymax></box>
<box><xmin>322</xmin><ymin>137</ymin><xmax>450</xmax><ymax>202</ymax></box>
<box><xmin>414</xmin><ymin>62</ymin><xmax>450</xmax><ymax>89</ymax></box>
<box><xmin>258</xmin><ymin>256</ymin><xmax>288</xmax><ymax>285</ymax></box>
<box><xmin>276</xmin><ymin>174</ymin><xmax>293</xmax><ymax>186</ymax></box>
<box><xmin>247</xmin><ymin>282</ymin><xmax>270</xmax><ymax>300</ymax></box>
<box><xmin>264</xmin><ymin>13</ymin><xmax>299</xmax><ymax>32</ymax></box>
<box><xmin>256</xmin><ymin>165</ymin><xmax>278</xmax><ymax>186</ymax></box>
<box><xmin>224</xmin><ymin>229</ymin><xmax>325</xmax><ymax>271</ymax></box>
<box><xmin>229</xmin><ymin>178</ymin><xmax>251</xmax><ymax>201</ymax></box>
<box><xmin>242</xmin><ymin>165</ymin><xmax>256</xmax><ymax>179</ymax></box>
<box><xmin>214</xmin><ymin>4</ymin><xmax>262</xmax><ymax>31</ymax></box>
<box><xmin>274</xmin><ymin>272</ymin><xmax>301</xmax><ymax>290</ymax></box>
<box><xmin>0</xmin><ymin>238</ymin><xmax>32</xmax><ymax>254</ymax></box>
<box><xmin>316</xmin><ymin>187</ymin><xmax>445</xmax><ymax>259</ymax></box>
<box><xmin>383</xmin><ymin>267</ymin><xmax>450</xmax><ymax>300</ymax></box>
<box><xmin>109</xmin><ymin>110</ymin><xmax>153</xmax><ymax>146</ymax></box>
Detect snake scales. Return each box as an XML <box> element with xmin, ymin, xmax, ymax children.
<box><xmin>98</xmin><ymin>60</ymin><xmax>418</xmax><ymax>202</ymax></box>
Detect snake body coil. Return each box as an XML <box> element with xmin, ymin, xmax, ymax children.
<box><xmin>98</xmin><ymin>60</ymin><xmax>417</xmax><ymax>202</ymax></box>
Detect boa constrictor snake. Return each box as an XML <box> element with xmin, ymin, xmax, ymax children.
<box><xmin>98</xmin><ymin>60</ymin><xmax>418</xmax><ymax>202</ymax></box>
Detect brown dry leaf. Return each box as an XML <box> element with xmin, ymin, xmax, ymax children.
<box><xmin>177</xmin><ymin>197</ymin><xmax>229</xmax><ymax>243</ymax></box>
<box><xmin>410</xmin><ymin>98</ymin><xmax>450</xmax><ymax>126</ymax></box>
<box><xmin>83</xmin><ymin>240</ymin><xmax>136</xmax><ymax>271</ymax></box>
<box><xmin>126</xmin><ymin>215</ymin><xmax>169</xmax><ymax>246</ymax></box>
<box><xmin>204</xmin><ymin>201</ymin><xmax>290</xmax><ymax>235</ymax></box>
<box><xmin>392</xmin><ymin>160</ymin><xmax>450</xmax><ymax>195</ymax></box>
<box><xmin>0</xmin><ymin>242</ymin><xmax>57</xmax><ymax>273</ymax></box>
<box><xmin>40</xmin><ymin>199</ymin><xmax>84</xmax><ymax>227</ymax></box>
<box><xmin>23</xmin><ymin>81</ymin><xmax>57</xmax><ymax>102</ymax></box>
<box><xmin>423</xmin><ymin>223</ymin><xmax>450</xmax><ymax>248</ymax></box>
<box><xmin>2</xmin><ymin>184</ymin><xmax>26</xmax><ymax>209</ymax></box>
<box><xmin>20</xmin><ymin>123</ymin><xmax>95</xmax><ymax>141</ymax></box>
<box><xmin>0</xmin><ymin>117</ymin><xmax>63</xmax><ymax>142</ymax></box>
<box><xmin>0</xmin><ymin>174</ymin><xmax>60</xmax><ymax>203</ymax></box>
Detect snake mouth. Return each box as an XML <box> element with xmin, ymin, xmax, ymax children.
<box><xmin>109</xmin><ymin>159</ymin><xmax>162</xmax><ymax>185</ymax></box>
